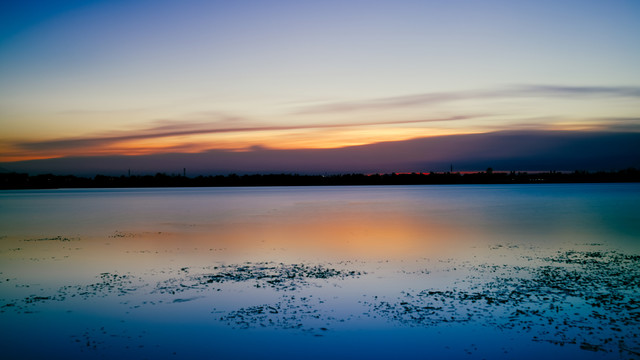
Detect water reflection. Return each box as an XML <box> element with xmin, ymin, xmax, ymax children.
<box><xmin>1</xmin><ymin>184</ymin><xmax>639</xmax><ymax>359</ymax></box>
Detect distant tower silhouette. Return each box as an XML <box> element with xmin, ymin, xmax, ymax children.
<box><xmin>183</xmin><ymin>168</ymin><xmax>186</xmax><ymax>177</ymax></box>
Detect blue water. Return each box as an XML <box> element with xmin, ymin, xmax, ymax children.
<box><xmin>1</xmin><ymin>184</ymin><xmax>639</xmax><ymax>359</ymax></box>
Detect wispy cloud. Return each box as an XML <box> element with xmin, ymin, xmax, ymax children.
<box><xmin>515</xmin><ymin>85</ymin><xmax>640</xmax><ymax>98</ymax></box>
<box><xmin>5</xmin><ymin>130</ymin><xmax>640</xmax><ymax>175</ymax></box>
<box><xmin>8</xmin><ymin>84</ymin><xmax>640</xmax><ymax>161</ymax></box>
<box><xmin>295</xmin><ymin>85</ymin><xmax>640</xmax><ymax>114</ymax></box>
<box><xmin>15</xmin><ymin>115</ymin><xmax>480</xmax><ymax>152</ymax></box>
<box><xmin>56</xmin><ymin>107</ymin><xmax>152</xmax><ymax>115</ymax></box>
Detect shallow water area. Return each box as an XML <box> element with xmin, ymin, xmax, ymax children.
<box><xmin>1</xmin><ymin>184</ymin><xmax>639</xmax><ymax>359</ymax></box>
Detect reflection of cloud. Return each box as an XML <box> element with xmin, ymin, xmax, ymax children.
<box><xmin>15</xmin><ymin>115</ymin><xmax>479</xmax><ymax>152</ymax></box>
<box><xmin>296</xmin><ymin>85</ymin><xmax>640</xmax><ymax>114</ymax></box>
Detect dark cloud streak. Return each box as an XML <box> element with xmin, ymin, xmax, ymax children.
<box><xmin>15</xmin><ymin>115</ymin><xmax>478</xmax><ymax>152</ymax></box>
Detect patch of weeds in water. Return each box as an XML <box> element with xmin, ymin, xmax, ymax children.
<box><xmin>3</xmin><ymin>272</ymin><xmax>149</xmax><ymax>313</ymax></box>
<box><xmin>369</xmin><ymin>249</ymin><xmax>640</xmax><ymax>358</ymax></box>
<box><xmin>71</xmin><ymin>326</ymin><xmax>151</xmax><ymax>354</ymax></box>
<box><xmin>217</xmin><ymin>294</ymin><xmax>336</xmax><ymax>336</ymax></box>
<box><xmin>24</xmin><ymin>295</ymin><xmax>52</xmax><ymax>303</ymax></box>
<box><xmin>154</xmin><ymin>262</ymin><xmax>364</xmax><ymax>294</ymax></box>
<box><xmin>60</xmin><ymin>272</ymin><xmax>149</xmax><ymax>299</ymax></box>
<box><xmin>23</xmin><ymin>236</ymin><xmax>77</xmax><ymax>242</ymax></box>
<box><xmin>3</xmin><ymin>262</ymin><xmax>364</xmax><ymax>316</ymax></box>
<box><xmin>108</xmin><ymin>231</ymin><xmax>136</xmax><ymax>238</ymax></box>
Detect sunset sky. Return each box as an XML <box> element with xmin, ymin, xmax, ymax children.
<box><xmin>1</xmin><ymin>0</ymin><xmax>639</xmax><ymax>173</ymax></box>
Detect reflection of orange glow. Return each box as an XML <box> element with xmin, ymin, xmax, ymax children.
<box><xmin>158</xmin><ymin>209</ymin><xmax>474</xmax><ymax>261</ymax></box>
<box><xmin>32</xmin><ymin>206</ymin><xmax>476</xmax><ymax>266</ymax></box>
<box><xmin>267</xmin><ymin>218</ymin><xmax>463</xmax><ymax>259</ymax></box>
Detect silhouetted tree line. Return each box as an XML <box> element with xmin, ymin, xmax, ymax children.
<box><xmin>1</xmin><ymin>168</ymin><xmax>639</xmax><ymax>189</ymax></box>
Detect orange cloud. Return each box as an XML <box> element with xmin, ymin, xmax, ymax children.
<box><xmin>4</xmin><ymin>115</ymin><xmax>482</xmax><ymax>161</ymax></box>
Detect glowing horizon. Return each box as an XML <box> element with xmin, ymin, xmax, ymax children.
<box><xmin>1</xmin><ymin>1</ymin><xmax>639</xmax><ymax>166</ymax></box>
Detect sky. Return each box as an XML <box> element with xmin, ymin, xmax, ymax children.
<box><xmin>1</xmin><ymin>0</ymin><xmax>639</xmax><ymax>173</ymax></box>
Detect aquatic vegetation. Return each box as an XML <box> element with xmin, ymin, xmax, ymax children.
<box><xmin>217</xmin><ymin>294</ymin><xmax>334</xmax><ymax>335</ymax></box>
<box><xmin>1</xmin><ymin>262</ymin><xmax>364</xmax><ymax>311</ymax></box>
<box><xmin>369</xmin><ymin>250</ymin><xmax>640</xmax><ymax>357</ymax></box>
<box><xmin>2</xmin><ymin>245</ymin><xmax>639</xmax><ymax>358</ymax></box>
<box><xmin>2</xmin><ymin>246</ymin><xmax>638</xmax><ymax>359</ymax></box>
<box><xmin>23</xmin><ymin>235</ymin><xmax>78</xmax><ymax>242</ymax></box>
<box><xmin>154</xmin><ymin>262</ymin><xmax>365</xmax><ymax>294</ymax></box>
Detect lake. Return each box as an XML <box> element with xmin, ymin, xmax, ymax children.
<box><xmin>1</xmin><ymin>184</ymin><xmax>639</xmax><ymax>359</ymax></box>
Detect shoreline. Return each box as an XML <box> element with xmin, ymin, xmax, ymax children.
<box><xmin>2</xmin><ymin>169</ymin><xmax>639</xmax><ymax>189</ymax></box>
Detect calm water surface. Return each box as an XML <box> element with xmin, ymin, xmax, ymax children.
<box><xmin>1</xmin><ymin>184</ymin><xmax>639</xmax><ymax>359</ymax></box>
